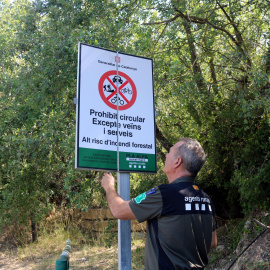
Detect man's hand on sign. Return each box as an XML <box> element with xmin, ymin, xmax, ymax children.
<box><xmin>101</xmin><ymin>172</ymin><xmax>115</xmax><ymax>192</ymax></box>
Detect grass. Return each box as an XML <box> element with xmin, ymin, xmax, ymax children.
<box><xmin>12</xmin><ymin>220</ymin><xmax>146</xmax><ymax>269</ymax></box>
<box><xmin>2</xmin><ymin>211</ymin><xmax>269</xmax><ymax>269</ymax></box>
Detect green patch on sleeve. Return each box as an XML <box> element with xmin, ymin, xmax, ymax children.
<box><xmin>134</xmin><ymin>192</ymin><xmax>146</xmax><ymax>204</ymax></box>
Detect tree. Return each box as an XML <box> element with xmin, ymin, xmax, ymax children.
<box><xmin>0</xmin><ymin>0</ymin><xmax>125</xmax><ymax>240</ymax></box>
<box><xmin>138</xmin><ymin>0</ymin><xmax>270</xmax><ymax>216</ymax></box>
<box><xmin>1</xmin><ymin>0</ymin><xmax>269</xmax><ymax>243</ymax></box>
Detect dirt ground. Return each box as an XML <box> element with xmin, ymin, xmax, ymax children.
<box><xmin>0</xmin><ymin>257</ymin><xmax>33</xmax><ymax>270</ymax></box>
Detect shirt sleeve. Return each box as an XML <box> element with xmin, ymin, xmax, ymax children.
<box><xmin>129</xmin><ymin>187</ymin><xmax>163</xmax><ymax>223</ymax></box>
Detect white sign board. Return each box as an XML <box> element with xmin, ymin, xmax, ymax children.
<box><xmin>76</xmin><ymin>43</ymin><xmax>156</xmax><ymax>173</ymax></box>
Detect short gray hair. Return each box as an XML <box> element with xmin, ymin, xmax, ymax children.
<box><xmin>176</xmin><ymin>138</ymin><xmax>206</xmax><ymax>176</ymax></box>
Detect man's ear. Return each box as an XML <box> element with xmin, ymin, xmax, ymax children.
<box><xmin>174</xmin><ymin>157</ymin><xmax>182</xmax><ymax>169</ymax></box>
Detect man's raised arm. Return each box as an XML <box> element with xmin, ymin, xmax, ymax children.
<box><xmin>101</xmin><ymin>173</ymin><xmax>136</xmax><ymax>220</ymax></box>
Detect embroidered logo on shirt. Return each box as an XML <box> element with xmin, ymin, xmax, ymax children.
<box><xmin>193</xmin><ymin>185</ymin><xmax>199</xmax><ymax>190</ymax></box>
<box><xmin>146</xmin><ymin>188</ymin><xmax>156</xmax><ymax>195</ymax></box>
<box><xmin>134</xmin><ymin>192</ymin><xmax>146</xmax><ymax>204</ymax></box>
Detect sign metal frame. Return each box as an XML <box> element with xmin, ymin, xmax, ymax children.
<box><xmin>75</xmin><ymin>43</ymin><xmax>156</xmax><ymax>173</ymax></box>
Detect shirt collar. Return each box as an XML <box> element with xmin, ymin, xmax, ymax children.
<box><xmin>171</xmin><ymin>176</ymin><xmax>195</xmax><ymax>184</ymax></box>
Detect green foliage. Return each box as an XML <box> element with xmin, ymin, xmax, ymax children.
<box><xmin>232</xmin><ymin>161</ymin><xmax>270</xmax><ymax>214</ymax></box>
<box><xmin>104</xmin><ymin>220</ymin><xmax>117</xmax><ymax>248</ymax></box>
<box><xmin>136</xmin><ymin>0</ymin><xmax>270</xmax><ymax>217</ymax></box>
<box><xmin>0</xmin><ymin>0</ymin><xmax>121</xmax><ymax>239</ymax></box>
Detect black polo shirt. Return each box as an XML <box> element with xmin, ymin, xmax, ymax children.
<box><xmin>129</xmin><ymin>176</ymin><xmax>216</xmax><ymax>270</ymax></box>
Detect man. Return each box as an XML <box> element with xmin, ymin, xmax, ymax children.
<box><xmin>101</xmin><ymin>138</ymin><xmax>217</xmax><ymax>269</ymax></box>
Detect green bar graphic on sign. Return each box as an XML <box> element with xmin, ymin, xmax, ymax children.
<box><xmin>78</xmin><ymin>148</ymin><xmax>156</xmax><ymax>172</ymax></box>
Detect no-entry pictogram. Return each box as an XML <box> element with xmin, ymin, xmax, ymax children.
<box><xmin>98</xmin><ymin>70</ymin><xmax>137</xmax><ymax>110</ymax></box>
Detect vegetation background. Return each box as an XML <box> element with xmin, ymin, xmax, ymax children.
<box><xmin>0</xmin><ymin>0</ymin><xmax>269</xmax><ymax>268</ymax></box>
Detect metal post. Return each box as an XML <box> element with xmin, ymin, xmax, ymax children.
<box><xmin>117</xmin><ymin>172</ymin><xmax>131</xmax><ymax>270</ymax></box>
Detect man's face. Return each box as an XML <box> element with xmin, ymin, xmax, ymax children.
<box><xmin>163</xmin><ymin>142</ymin><xmax>182</xmax><ymax>174</ymax></box>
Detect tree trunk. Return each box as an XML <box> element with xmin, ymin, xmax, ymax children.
<box><xmin>30</xmin><ymin>214</ymin><xmax>37</xmax><ymax>242</ymax></box>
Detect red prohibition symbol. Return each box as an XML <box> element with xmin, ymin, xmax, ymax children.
<box><xmin>98</xmin><ymin>70</ymin><xmax>137</xmax><ymax>110</ymax></box>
